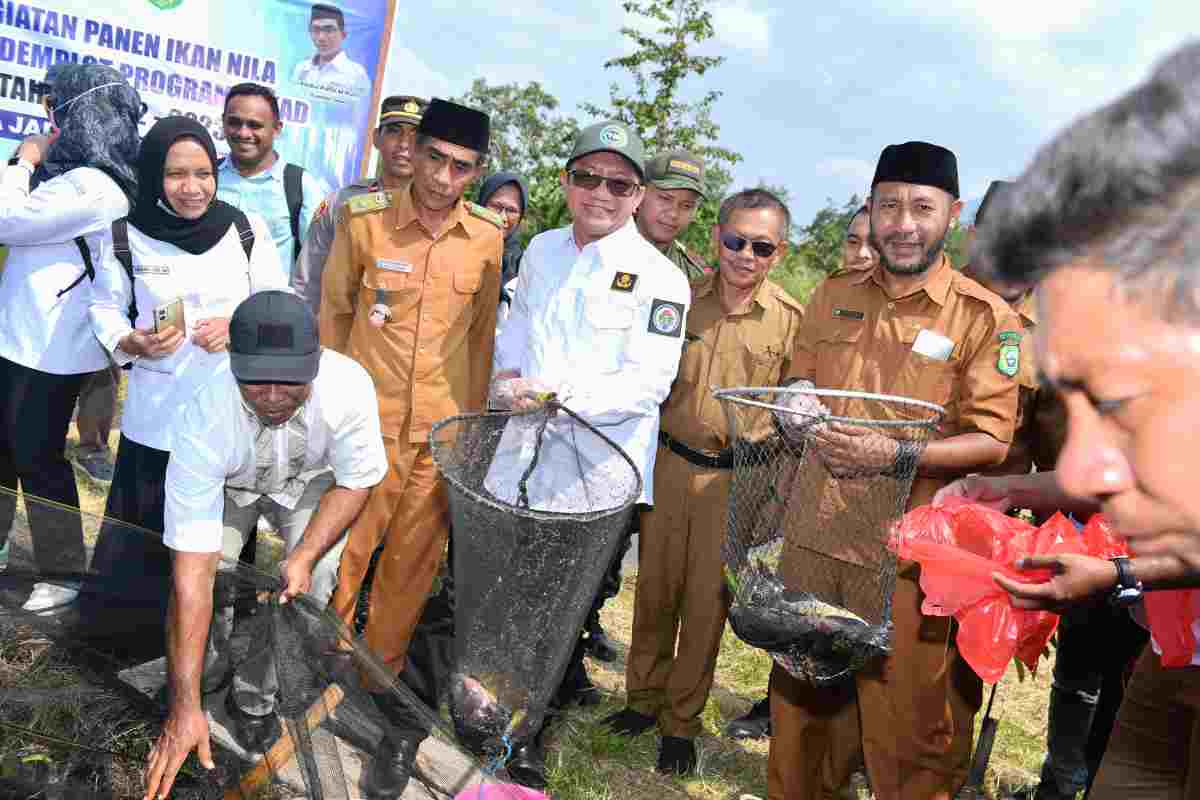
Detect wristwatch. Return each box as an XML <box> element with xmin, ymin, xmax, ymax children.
<box><xmin>1109</xmin><ymin>556</ymin><xmax>1144</xmax><ymax>607</ymax></box>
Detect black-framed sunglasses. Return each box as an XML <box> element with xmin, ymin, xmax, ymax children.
<box><xmin>720</xmin><ymin>232</ymin><xmax>778</xmax><ymax>258</ymax></box>
<box><xmin>566</xmin><ymin>169</ymin><xmax>641</xmax><ymax>198</ymax></box>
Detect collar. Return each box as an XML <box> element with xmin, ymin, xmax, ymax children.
<box><xmin>568</xmin><ymin>217</ymin><xmax>639</xmax><ymax>254</ymax></box>
<box><xmin>392</xmin><ymin>184</ymin><xmax>472</xmax><ymax>238</ymax></box>
<box><xmin>693</xmin><ymin>275</ymin><xmax>773</xmax><ymax>312</ymax></box>
<box><xmin>218</xmin><ymin>152</ymin><xmax>284</xmax><ymax>182</ymax></box>
<box><xmin>311</xmin><ymin>50</ymin><xmax>348</xmax><ymax>68</ymax></box>
<box><xmin>862</xmin><ymin>253</ymin><xmax>954</xmax><ymax>305</ymax></box>
<box><xmin>1012</xmin><ymin>290</ymin><xmax>1037</xmax><ymax>326</ymax></box>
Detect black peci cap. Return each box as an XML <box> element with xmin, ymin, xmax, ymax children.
<box><xmin>229</xmin><ymin>290</ymin><xmax>320</xmax><ymax>384</ymax></box>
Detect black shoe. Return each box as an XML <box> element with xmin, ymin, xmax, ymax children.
<box><xmin>555</xmin><ymin>664</ymin><xmax>603</xmax><ymax>708</ymax></box>
<box><xmin>600</xmin><ymin>707</ymin><xmax>656</xmax><ymax>737</ymax></box>
<box><xmin>585</xmin><ymin>623</ymin><xmax>619</xmax><ymax>663</ymax></box>
<box><xmin>724</xmin><ymin>697</ymin><xmax>771</xmax><ymax>739</ymax></box>
<box><xmin>366</xmin><ymin>734</ymin><xmax>421</xmax><ymax>798</ymax></box>
<box><xmin>223</xmin><ymin>692</ymin><xmax>281</xmax><ymax>754</ymax></box>
<box><xmin>656</xmin><ymin>736</ymin><xmax>696</xmax><ymax>776</ymax></box>
<box><xmin>506</xmin><ymin>738</ymin><xmax>547</xmax><ymax>790</ymax></box>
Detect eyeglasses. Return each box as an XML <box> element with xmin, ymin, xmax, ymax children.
<box><xmin>720</xmin><ymin>232</ymin><xmax>778</xmax><ymax>258</ymax></box>
<box><xmin>566</xmin><ymin>169</ymin><xmax>641</xmax><ymax>198</ymax></box>
<box><xmin>487</xmin><ymin>203</ymin><xmax>522</xmax><ymax>219</ymax></box>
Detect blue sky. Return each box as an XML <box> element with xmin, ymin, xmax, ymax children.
<box><xmin>380</xmin><ymin>1</ymin><xmax>1195</xmax><ymax>226</ymax></box>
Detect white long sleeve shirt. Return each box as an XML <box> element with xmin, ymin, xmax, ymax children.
<box><xmin>0</xmin><ymin>164</ymin><xmax>129</xmax><ymax>374</ymax></box>
<box><xmin>163</xmin><ymin>349</ymin><xmax>387</xmax><ymax>553</ymax></box>
<box><xmin>89</xmin><ymin>212</ymin><xmax>287</xmax><ymax>451</ymax></box>
<box><xmin>492</xmin><ymin>219</ymin><xmax>690</xmax><ymax>505</ymax></box>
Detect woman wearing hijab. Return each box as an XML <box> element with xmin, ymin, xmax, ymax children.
<box><xmin>82</xmin><ymin>116</ymin><xmax>286</xmax><ymax>652</ymax></box>
<box><xmin>0</xmin><ymin>64</ymin><xmax>140</xmax><ymax>612</ymax></box>
<box><xmin>477</xmin><ymin>171</ymin><xmax>529</xmax><ymax>317</ymax></box>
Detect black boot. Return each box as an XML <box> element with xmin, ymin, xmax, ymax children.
<box><xmin>506</xmin><ymin>731</ymin><xmax>547</xmax><ymax>790</ymax></box>
<box><xmin>366</xmin><ymin>734</ymin><xmax>421</xmax><ymax>798</ymax></box>
<box><xmin>585</xmin><ymin>612</ymin><xmax>618</xmax><ymax>663</ymax></box>
<box><xmin>656</xmin><ymin>736</ymin><xmax>696</xmax><ymax>776</ymax></box>
<box><xmin>724</xmin><ymin>696</ymin><xmax>771</xmax><ymax>739</ymax></box>
<box><xmin>600</xmin><ymin>707</ymin><xmax>656</xmax><ymax>737</ymax></box>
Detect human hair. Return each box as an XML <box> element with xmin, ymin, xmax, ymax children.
<box><xmin>414</xmin><ymin>133</ymin><xmax>487</xmax><ymax>167</ymax></box>
<box><xmin>310</xmin><ymin>3</ymin><xmax>345</xmax><ymax>30</ymax></box>
<box><xmin>845</xmin><ymin>204</ymin><xmax>868</xmax><ymax>234</ymax></box>
<box><xmin>223</xmin><ymin>82</ymin><xmax>280</xmax><ymax>121</ymax></box>
<box><xmin>717</xmin><ymin>188</ymin><xmax>791</xmax><ymax>239</ymax></box>
<box><xmin>979</xmin><ymin>42</ymin><xmax>1200</xmax><ymax>320</ymax></box>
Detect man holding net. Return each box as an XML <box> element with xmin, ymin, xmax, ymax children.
<box><xmin>144</xmin><ymin>291</ymin><xmax>387</xmax><ymax>800</ymax></box>
<box><xmin>768</xmin><ymin>141</ymin><xmax>1022</xmax><ymax>800</ymax></box>
<box><xmin>599</xmin><ymin>188</ymin><xmax>803</xmax><ymax>775</ymax></box>
<box><xmin>489</xmin><ymin>119</ymin><xmax>691</xmax><ymax>787</ymax></box>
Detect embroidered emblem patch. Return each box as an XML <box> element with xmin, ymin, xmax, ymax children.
<box><xmin>997</xmin><ymin>331</ymin><xmax>1022</xmax><ymax>377</ymax></box>
<box><xmin>611</xmin><ymin>271</ymin><xmax>638</xmax><ymax>292</ymax></box>
<box><xmin>649</xmin><ymin>299</ymin><xmax>685</xmax><ymax>337</ymax></box>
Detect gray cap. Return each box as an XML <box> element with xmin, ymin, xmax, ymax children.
<box><xmin>230</xmin><ymin>290</ymin><xmax>320</xmax><ymax>384</ymax></box>
<box><xmin>567</xmin><ymin>120</ymin><xmax>646</xmax><ymax>180</ymax></box>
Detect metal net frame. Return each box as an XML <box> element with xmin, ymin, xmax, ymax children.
<box><xmin>430</xmin><ymin>402</ymin><xmax>642</xmax><ymax>761</ymax></box>
<box><xmin>715</xmin><ymin>386</ymin><xmax>943</xmax><ymax>686</ymax></box>
<box><xmin>0</xmin><ymin>486</ymin><xmax>543</xmax><ymax>800</ymax></box>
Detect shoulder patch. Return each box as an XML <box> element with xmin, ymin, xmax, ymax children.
<box><xmin>346</xmin><ymin>191</ymin><xmax>391</xmax><ymax>216</ymax></box>
<box><xmin>648</xmin><ymin>298</ymin><xmax>686</xmax><ymax>337</ymax></box>
<box><xmin>311</xmin><ymin>197</ymin><xmax>330</xmax><ymax>223</ymax></box>
<box><xmin>466</xmin><ymin>201</ymin><xmax>505</xmax><ymax>229</ymax></box>
<box><xmin>997</xmin><ymin>330</ymin><xmax>1022</xmax><ymax>378</ymax></box>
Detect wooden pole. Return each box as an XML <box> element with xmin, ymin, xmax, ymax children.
<box><xmin>223</xmin><ymin>682</ymin><xmax>346</xmax><ymax>800</ymax></box>
<box><xmin>358</xmin><ymin>0</ymin><xmax>399</xmax><ymax>179</ymax></box>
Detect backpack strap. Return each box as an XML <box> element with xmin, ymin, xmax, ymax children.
<box><xmin>283</xmin><ymin>163</ymin><xmax>303</xmax><ymax>263</ymax></box>
<box><xmin>233</xmin><ymin>210</ymin><xmax>255</xmax><ymax>262</ymax></box>
<box><xmin>110</xmin><ymin>219</ymin><xmax>138</xmax><ymax>324</ymax></box>
<box><xmin>57</xmin><ymin>236</ymin><xmax>96</xmax><ymax>298</ymax></box>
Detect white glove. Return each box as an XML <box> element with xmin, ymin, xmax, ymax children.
<box><xmin>489</xmin><ymin>374</ymin><xmax>557</xmax><ymax>412</ymax></box>
<box><xmin>775</xmin><ymin>380</ymin><xmax>829</xmax><ymax>438</ymax></box>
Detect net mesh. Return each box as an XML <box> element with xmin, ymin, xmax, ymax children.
<box><xmin>716</xmin><ymin>386</ymin><xmax>943</xmax><ymax>686</ymax></box>
<box><xmin>0</xmin><ymin>486</ymin><xmax>548</xmax><ymax>800</ymax></box>
<box><xmin>429</xmin><ymin>403</ymin><xmax>641</xmax><ymax>760</ymax></box>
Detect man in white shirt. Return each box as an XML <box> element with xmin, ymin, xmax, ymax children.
<box><xmin>290</xmin><ymin>4</ymin><xmax>371</xmax><ymax>103</ymax></box>
<box><xmin>143</xmin><ymin>290</ymin><xmax>386</xmax><ymax>800</ymax></box>
<box><xmin>489</xmin><ymin>119</ymin><xmax>691</xmax><ymax>788</ymax></box>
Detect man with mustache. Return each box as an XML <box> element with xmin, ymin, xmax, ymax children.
<box><xmin>768</xmin><ymin>140</ymin><xmax>1022</xmax><ymax>800</ymax></box>
<box><xmin>293</xmin><ymin>95</ymin><xmax>427</xmax><ymax>318</ymax></box>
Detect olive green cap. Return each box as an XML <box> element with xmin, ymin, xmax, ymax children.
<box><xmin>567</xmin><ymin>120</ymin><xmax>646</xmax><ymax>181</ymax></box>
<box><xmin>645</xmin><ymin>150</ymin><xmax>705</xmax><ymax>197</ymax></box>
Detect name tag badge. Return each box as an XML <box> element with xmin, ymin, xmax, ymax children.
<box><xmin>376</xmin><ymin>259</ymin><xmax>412</xmax><ymax>273</ymax></box>
<box><xmin>912</xmin><ymin>329</ymin><xmax>954</xmax><ymax>361</ymax></box>
<box><xmin>132</xmin><ymin>265</ymin><xmax>170</xmax><ymax>276</ymax></box>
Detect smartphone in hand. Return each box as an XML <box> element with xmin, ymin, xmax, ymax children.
<box><xmin>153</xmin><ymin>298</ymin><xmax>186</xmax><ymax>334</ymax></box>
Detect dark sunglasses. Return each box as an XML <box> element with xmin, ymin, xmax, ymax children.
<box><xmin>720</xmin><ymin>232</ymin><xmax>778</xmax><ymax>258</ymax></box>
<box><xmin>566</xmin><ymin>169</ymin><xmax>640</xmax><ymax>198</ymax></box>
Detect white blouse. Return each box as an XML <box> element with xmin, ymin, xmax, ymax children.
<box><xmin>0</xmin><ymin>164</ymin><xmax>130</xmax><ymax>375</ymax></box>
<box><xmin>89</xmin><ymin>211</ymin><xmax>287</xmax><ymax>451</ymax></box>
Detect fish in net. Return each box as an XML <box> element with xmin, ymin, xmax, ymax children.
<box><xmin>0</xmin><ymin>486</ymin><xmax>550</xmax><ymax>800</ymax></box>
<box><xmin>429</xmin><ymin>402</ymin><xmax>641</xmax><ymax>762</ymax></box>
<box><xmin>715</xmin><ymin>386</ymin><xmax>943</xmax><ymax>685</ymax></box>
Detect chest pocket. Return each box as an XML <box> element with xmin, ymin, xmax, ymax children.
<box><xmin>585</xmin><ymin>295</ymin><xmax>636</xmax><ymax>373</ymax></box>
<box><xmin>813</xmin><ymin>323</ymin><xmax>863</xmax><ymax>387</ymax></box>
<box><xmin>744</xmin><ymin>340</ymin><xmax>787</xmax><ymax>386</ymax></box>
<box><xmin>360</xmin><ymin>267</ymin><xmax>417</xmax><ymax>323</ymax></box>
<box><xmin>897</xmin><ymin>326</ymin><xmax>957</xmax><ymax>411</ymax></box>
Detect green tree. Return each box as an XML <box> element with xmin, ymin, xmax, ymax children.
<box><xmin>792</xmin><ymin>195</ymin><xmax>863</xmax><ymax>276</ymax></box>
<box><xmin>583</xmin><ymin>0</ymin><xmax>742</xmax><ymax>261</ymax></box>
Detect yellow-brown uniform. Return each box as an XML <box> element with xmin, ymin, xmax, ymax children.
<box><xmin>319</xmin><ymin>184</ymin><xmax>502</xmax><ymax>674</ymax></box>
<box><xmin>626</xmin><ymin>275</ymin><xmax>803</xmax><ymax>738</ymax></box>
<box><xmin>770</xmin><ymin>255</ymin><xmax>1022</xmax><ymax>800</ymax></box>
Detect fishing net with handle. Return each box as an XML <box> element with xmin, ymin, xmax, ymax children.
<box><xmin>715</xmin><ymin>385</ymin><xmax>943</xmax><ymax>686</ymax></box>
<box><xmin>429</xmin><ymin>402</ymin><xmax>641</xmax><ymax>762</ymax></box>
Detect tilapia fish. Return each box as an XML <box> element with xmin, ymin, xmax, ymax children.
<box><xmin>449</xmin><ymin>672</ymin><xmax>529</xmax><ymax>755</ymax></box>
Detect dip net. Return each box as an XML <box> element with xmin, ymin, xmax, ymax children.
<box><xmin>0</xmin><ymin>486</ymin><xmax>541</xmax><ymax>800</ymax></box>
<box><xmin>714</xmin><ymin>386</ymin><xmax>943</xmax><ymax>685</ymax></box>
<box><xmin>428</xmin><ymin>403</ymin><xmax>641</xmax><ymax>762</ymax></box>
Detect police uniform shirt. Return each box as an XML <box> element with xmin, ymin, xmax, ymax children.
<box><xmin>493</xmin><ymin>218</ymin><xmax>692</xmax><ymax>505</ymax></box>
<box><xmin>291</xmin><ymin>51</ymin><xmax>371</xmax><ymax>101</ymax></box>
<box><xmin>668</xmin><ymin>239</ymin><xmax>710</xmax><ymax>285</ymax></box>
<box><xmin>89</xmin><ymin>211</ymin><xmax>288</xmax><ymax>452</ymax></box>
<box><xmin>217</xmin><ymin>156</ymin><xmax>328</xmax><ymax>271</ymax></box>
<box><xmin>292</xmin><ymin>177</ymin><xmax>382</xmax><ymax>317</ymax></box>
<box><xmin>0</xmin><ymin>163</ymin><xmax>129</xmax><ymax>374</ymax></box>
<box><xmin>163</xmin><ymin>349</ymin><xmax>387</xmax><ymax>553</ymax></box>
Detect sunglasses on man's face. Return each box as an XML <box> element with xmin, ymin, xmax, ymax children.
<box><xmin>720</xmin><ymin>232</ymin><xmax>778</xmax><ymax>258</ymax></box>
<box><xmin>566</xmin><ymin>169</ymin><xmax>641</xmax><ymax>198</ymax></box>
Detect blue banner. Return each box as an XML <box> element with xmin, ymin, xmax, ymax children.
<box><xmin>0</xmin><ymin>0</ymin><xmax>390</xmax><ymax>189</ymax></box>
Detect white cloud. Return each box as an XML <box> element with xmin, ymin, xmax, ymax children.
<box><xmin>711</xmin><ymin>1</ymin><xmax>771</xmax><ymax>54</ymax></box>
<box><xmin>380</xmin><ymin>45</ymin><xmax>456</xmax><ymax>101</ymax></box>
<box><xmin>939</xmin><ymin>0</ymin><xmax>1100</xmax><ymax>39</ymax></box>
<box><xmin>814</xmin><ymin>157</ymin><xmax>875</xmax><ymax>190</ymax></box>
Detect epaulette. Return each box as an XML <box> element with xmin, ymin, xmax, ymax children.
<box><xmin>770</xmin><ymin>280</ymin><xmax>806</xmax><ymax>312</ymax></box>
<box><xmin>345</xmin><ymin>191</ymin><xmax>391</xmax><ymax>216</ymax></box>
<box><xmin>466</xmin><ymin>201</ymin><xmax>505</xmax><ymax>229</ymax></box>
<box><xmin>952</xmin><ymin>270</ymin><xmax>1014</xmax><ymax>319</ymax></box>
<box><xmin>674</xmin><ymin>239</ymin><xmax>709</xmax><ymax>271</ymax></box>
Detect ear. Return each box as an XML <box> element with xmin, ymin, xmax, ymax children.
<box><xmin>372</xmin><ymin>128</ymin><xmax>381</xmax><ymax>152</ymax></box>
<box><xmin>559</xmin><ymin>170</ymin><xmax>569</xmax><ymax>192</ymax></box>
<box><xmin>949</xmin><ymin>197</ymin><xmax>965</xmax><ymax>222</ymax></box>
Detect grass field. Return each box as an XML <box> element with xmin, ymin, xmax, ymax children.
<box><xmin>0</xmin><ymin>408</ymin><xmax>1058</xmax><ymax>800</ymax></box>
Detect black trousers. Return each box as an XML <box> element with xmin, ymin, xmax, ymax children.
<box><xmin>0</xmin><ymin>356</ymin><xmax>86</xmax><ymax>574</ymax></box>
<box><xmin>78</xmin><ymin>435</ymin><xmax>172</xmax><ymax>661</ymax></box>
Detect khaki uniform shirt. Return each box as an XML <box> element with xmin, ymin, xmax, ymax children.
<box><xmin>661</xmin><ymin>277</ymin><xmax>804</xmax><ymax>451</ymax></box>
<box><xmin>985</xmin><ymin>289</ymin><xmax>1067</xmax><ymax>476</ymax></box>
<box><xmin>667</xmin><ymin>239</ymin><xmax>711</xmax><ymax>285</ymax></box>
<box><xmin>786</xmin><ymin>255</ymin><xmax>1022</xmax><ymax>510</ymax></box>
<box><xmin>319</xmin><ymin>185</ymin><xmax>503</xmax><ymax>444</ymax></box>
